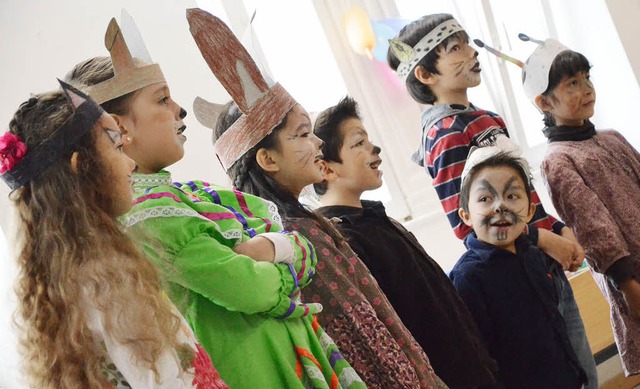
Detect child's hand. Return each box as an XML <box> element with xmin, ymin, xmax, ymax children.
<box><xmin>560</xmin><ymin>227</ymin><xmax>585</xmax><ymax>272</ymax></box>
<box><xmin>620</xmin><ymin>279</ymin><xmax>640</xmax><ymax>321</ymax></box>
<box><xmin>538</xmin><ymin>228</ymin><xmax>584</xmax><ymax>271</ymax></box>
<box><xmin>233</xmin><ymin>237</ymin><xmax>276</xmax><ymax>262</ymax></box>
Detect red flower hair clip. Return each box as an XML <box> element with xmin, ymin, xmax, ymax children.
<box><xmin>0</xmin><ymin>132</ymin><xmax>28</xmax><ymax>174</ymax></box>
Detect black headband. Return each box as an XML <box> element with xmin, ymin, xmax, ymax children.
<box><xmin>1</xmin><ymin>80</ymin><xmax>104</xmax><ymax>190</ymax></box>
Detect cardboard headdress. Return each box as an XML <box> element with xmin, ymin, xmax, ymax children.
<box><xmin>187</xmin><ymin>8</ymin><xmax>298</xmax><ymax>172</ymax></box>
<box><xmin>474</xmin><ymin>34</ymin><xmax>569</xmax><ymax>101</ymax></box>
<box><xmin>1</xmin><ymin>80</ymin><xmax>105</xmax><ymax>190</ymax></box>
<box><xmin>460</xmin><ymin>136</ymin><xmax>531</xmax><ymax>185</ymax></box>
<box><xmin>85</xmin><ymin>10</ymin><xmax>165</xmax><ymax>104</ymax></box>
<box><xmin>389</xmin><ymin>18</ymin><xmax>465</xmax><ymax>81</ymax></box>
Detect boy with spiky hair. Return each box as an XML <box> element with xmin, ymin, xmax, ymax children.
<box><xmin>314</xmin><ymin>96</ymin><xmax>498</xmax><ymax>388</ymax></box>
<box><xmin>387</xmin><ymin>14</ymin><xmax>598</xmax><ymax>387</ymax></box>
<box><xmin>452</xmin><ymin>148</ymin><xmax>586</xmax><ymax>388</ymax></box>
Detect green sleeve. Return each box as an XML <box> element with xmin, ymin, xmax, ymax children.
<box><xmin>128</xmin><ymin>186</ymin><xmax>320</xmax><ymax>318</ymax></box>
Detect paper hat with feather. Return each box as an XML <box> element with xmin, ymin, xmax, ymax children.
<box><xmin>389</xmin><ymin>18</ymin><xmax>465</xmax><ymax>81</ymax></box>
<box><xmin>1</xmin><ymin>80</ymin><xmax>105</xmax><ymax>190</ymax></box>
<box><xmin>474</xmin><ymin>34</ymin><xmax>570</xmax><ymax>101</ymax></box>
<box><xmin>187</xmin><ymin>8</ymin><xmax>298</xmax><ymax>172</ymax></box>
<box><xmin>85</xmin><ymin>10</ymin><xmax>166</xmax><ymax>104</ymax></box>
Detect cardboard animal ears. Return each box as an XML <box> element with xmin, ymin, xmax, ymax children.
<box><xmin>476</xmin><ymin>33</ymin><xmax>570</xmax><ymax>101</ymax></box>
<box><xmin>187</xmin><ymin>8</ymin><xmax>298</xmax><ymax>172</ymax></box>
<box><xmin>85</xmin><ymin>10</ymin><xmax>165</xmax><ymax>104</ymax></box>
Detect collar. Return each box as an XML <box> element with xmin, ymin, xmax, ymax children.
<box><xmin>465</xmin><ymin>232</ymin><xmax>531</xmax><ymax>261</ymax></box>
<box><xmin>413</xmin><ymin>103</ymin><xmax>478</xmax><ymax>167</ymax></box>
<box><xmin>132</xmin><ymin>170</ymin><xmax>173</xmax><ymax>189</ymax></box>
<box><xmin>543</xmin><ymin>120</ymin><xmax>596</xmax><ymax>143</ymax></box>
<box><xmin>317</xmin><ymin>200</ymin><xmax>386</xmax><ymax>224</ymax></box>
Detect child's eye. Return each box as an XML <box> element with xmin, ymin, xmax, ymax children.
<box><xmin>354</xmin><ymin>139</ymin><xmax>365</xmax><ymax>147</ymax></box>
<box><xmin>300</xmin><ymin>131</ymin><xmax>310</xmax><ymax>138</ymax></box>
<box><xmin>479</xmin><ymin>196</ymin><xmax>489</xmax><ymax>202</ymax></box>
<box><xmin>116</xmin><ymin>144</ymin><xmax>124</xmax><ymax>152</ymax></box>
<box><xmin>450</xmin><ymin>45</ymin><xmax>460</xmax><ymax>52</ymax></box>
<box><xmin>159</xmin><ymin>96</ymin><xmax>169</xmax><ymax>104</ymax></box>
<box><xmin>507</xmin><ymin>193</ymin><xmax>519</xmax><ymax>200</ymax></box>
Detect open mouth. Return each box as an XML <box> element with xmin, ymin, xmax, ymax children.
<box><xmin>314</xmin><ymin>153</ymin><xmax>324</xmax><ymax>162</ymax></box>
<box><xmin>471</xmin><ymin>62</ymin><xmax>481</xmax><ymax>73</ymax></box>
<box><xmin>177</xmin><ymin>125</ymin><xmax>187</xmax><ymax>135</ymax></box>
<box><xmin>490</xmin><ymin>219</ymin><xmax>512</xmax><ymax>228</ymax></box>
<box><xmin>369</xmin><ymin>159</ymin><xmax>382</xmax><ymax>169</ymax></box>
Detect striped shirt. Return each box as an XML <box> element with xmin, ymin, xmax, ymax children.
<box><xmin>418</xmin><ymin>104</ymin><xmax>563</xmax><ymax>240</ymax></box>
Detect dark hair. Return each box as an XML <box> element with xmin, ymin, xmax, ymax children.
<box><xmin>312</xmin><ymin>96</ymin><xmax>361</xmax><ymax>195</ymax></box>
<box><xmin>387</xmin><ymin>13</ymin><xmax>469</xmax><ymax>104</ymax></box>
<box><xmin>540</xmin><ymin>50</ymin><xmax>591</xmax><ymax>126</ymax></box>
<box><xmin>214</xmin><ymin>101</ymin><xmax>344</xmax><ymax>244</ymax></box>
<box><xmin>64</xmin><ymin>56</ymin><xmax>136</xmax><ymax>115</ymax></box>
<box><xmin>459</xmin><ymin>152</ymin><xmax>532</xmax><ymax>213</ymax></box>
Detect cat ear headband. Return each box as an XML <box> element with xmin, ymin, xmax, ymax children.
<box><xmin>187</xmin><ymin>8</ymin><xmax>298</xmax><ymax>172</ymax></box>
<box><xmin>85</xmin><ymin>10</ymin><xmax>166</xmax><ymax>104</ymax></box>
<box><xmin>474</xmin><ymin>33</ymin><xmax>569</xmax><ymax>101</ymax></box>
<box><xmin>389</xmin><ymin>18</ymin><xmax>465</xmax><ymax>81</ymax></box>
<box><xmin>1</xmin><ymin>80</ymin><xmax>104</xmax><ymax>190</ymax></box>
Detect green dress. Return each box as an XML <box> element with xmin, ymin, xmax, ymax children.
<box><xmin>124</xmin><ymin>171</ymin><xmax>365</xmax><ymax>389</ymax></box>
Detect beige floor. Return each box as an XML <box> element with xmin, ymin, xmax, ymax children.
<box><xmin>598</xmin><ymin>355</ymin><xmax>640</xmax><ymax>388</ymax></box>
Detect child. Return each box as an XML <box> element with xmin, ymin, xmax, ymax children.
<box><xmin>67</xmin><ymin>14</ymin><xmax>355</xmax><ymax>388</ymax></box>
<box><xmin>1</xmin><ymin>81</ymin><xmax>226</xmax><ymax>388</ymax></box>
<box><xmin>313</xmin><ymin>95</ymin><xmax>497</xmax><ymax>388</ymax></box>
<box><xmin>387</xmin><ymin>14</ymin><xmax>598</xmax><ymax>387</ymax></box>
<box><xmin>451</xmin><ymin>147</ymin><xmax>586</xmax><ymax>388</ymax></box>
<box><xmin>189</xmin><ymin>9</ymin><xmax>445</xmax><ymax>389</ymax></box>
<box><xmin>524</xmin><ymin>37</ymin><xmax>640</xmax><ymax>376</ymax></box>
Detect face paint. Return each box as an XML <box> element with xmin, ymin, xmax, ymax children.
<box><xmin>462</xmin><ymin>166</ymin><xmax>533</xmax><ymax>253</ymax></box>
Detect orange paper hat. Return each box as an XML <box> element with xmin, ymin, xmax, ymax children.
<box><xmin>85</xmin><ymin>10</ymin><xmax>166</xmax><ymax>104</ymax></box>
<box><xmin>187</xmin><ymin>8</ymin><xmax>298</xmax><ymax>172</ymax></box>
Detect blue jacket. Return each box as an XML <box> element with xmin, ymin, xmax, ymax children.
<box><xmin>450</xmin><ymin>233</ymin><xmax>586</xmax><ymax>389</ymax></box>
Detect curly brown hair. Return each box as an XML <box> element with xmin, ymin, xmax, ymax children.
<box><xmin>10</xmin><ymin>91</ymin><xmax>187</xmax><ymax>388</ymax></box>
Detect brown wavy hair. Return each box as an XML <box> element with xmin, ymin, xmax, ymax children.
<box><xmin>10</xmin><ymin>91</ymin><xmax>187</xmax><ymax>388</ymax></box>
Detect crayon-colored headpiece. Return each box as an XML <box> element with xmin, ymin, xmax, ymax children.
<box><xmin>519</xmin><ymin>34</ymin><xmax>570</xmax><ymax>101</ymax></box>
<box><xmin>475</xmin><ymin>33</ymin><xmax>569</xmax><ymax>101</ymax></box>
<box><xmin>187</xmin><ymin>8</ymin><xmax>298</xmax><ymax>172</ymax></box>
<box><xmin>389</xmin><ymin>18</ymin><xmax>465</xmax><ymax>82</ymax></box>
<box><xmin>1</xmin><ymin>80</ymin><xmax>105</xmax><ymax>190</ymax></box>
<box><xmin>85</xmin><ymin>11</ymin><xmax>166</xmax><ymax>104</ymax></box>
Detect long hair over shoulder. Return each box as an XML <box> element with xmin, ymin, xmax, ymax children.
<box><xmin>10</xmin><ymin>91</ymin><xmax>186</xmax><ymax>388</ymax></box>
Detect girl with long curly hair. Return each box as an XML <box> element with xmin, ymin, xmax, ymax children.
<box><xmin>2</xmin><ymin>81</ymin><xmax>227</xmax><ymax>389</ymax></box>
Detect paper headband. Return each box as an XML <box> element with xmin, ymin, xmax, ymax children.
<box><xmin>1</xmin><ymin>81</ymin><xmax>104</xmax><ymax>190</ymax></box>
<box><xmin>85</xmin><ymin>10</ymin><xmax>166</xmax><ymax>104</ymax></box>
<box><xmin>460</xmin><ymin>136</ymin><xmax>531</xmax><ymax>185</ymax></box>
<box><xmin>475</xmin><ymin>33</ymin><xmax>569</xmax><ymax>101</ymax></box>
<box><xmin>187</xmin><ymin>8</ymin><xmax>298</xmax><ymax>172</ymax></box>
<box><xmin>389</xmin><ymin>18</ymin><xmax>465</xmax><ymax>81</ymax></box>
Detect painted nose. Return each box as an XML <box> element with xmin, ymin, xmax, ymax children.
<box><xmin>373</xmin><ymin>145</ymin><xmax>381</xmax><ymax>154</ymax></box>
<box><xmin>179</xmin><ymin>107</ymin><xmax>187</xmax><ymax>119</ymax></box>
<box><xmin>494</xmin><ymin>203</ymin><xmax>508</xmax><ymax>214</ymax></box>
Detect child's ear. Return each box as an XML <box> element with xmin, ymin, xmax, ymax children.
<box><xmin>319</xmin><ymin>160</ymin><xmax>339</xmax><ymax>182</ymax></box>
<box><xmin>70</xmin><ymin>151</ymin><xmax>80</xmax><ymax>173</ymax></box>
<box><xmin>525</xmin><ymin>202</ymin><xmax>536</xmax><ymax>223</ymax></box>
<box><xmin>414</xmin><ymin>65</ymin><xmax>437</xmax><ymax>86</ymax></box>
<box><xmin>255</xmin><ymin>148</ymin><xmax>280</xmax><ymax>173</ymax></box>
<box><xmin>458</xmin><ymin>208</ymin><xmax>473</xmax><ymax>227</ymax></box>
<box><xmin>111</xmin><ymin>114</ymin><xmax>133</xmax><ymax>144</ymax></box>
<box><xmin>534</xmin><ymin>95</ymin><xmax>553</xmax><ymax>112</ymax></box>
